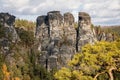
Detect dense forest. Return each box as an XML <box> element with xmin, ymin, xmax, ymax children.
<box><xmin>0</xmin><ymin>19</ymin><xmax>120</xmax><ymax>80</ymax></box>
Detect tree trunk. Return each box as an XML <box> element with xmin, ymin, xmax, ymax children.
<box><xmin>108</xmin><ymin>67</ymin><xmax>116</xmax><ymax>80</ymax></box>
<box><xmin>93</xmin><ymin>71</ymin><xmax>106</xmax><ymax>80</ymax></box>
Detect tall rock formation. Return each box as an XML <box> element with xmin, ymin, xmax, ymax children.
<box><xmin>36</xmin><ymin>11</ymin><xmax>76</xmax><ymax>70</ymax></box>
<box><xmin>76</xmin><ymin>12</ymin><xmax>97</xmax><ymax>51</ymax></box>
<box><xmin>47</xmin><ymin>11</ymin><xmax>63</xmax><ymax>39</ymax></box>
<box><xmin>36</xmin><ymin>15</ymin><xmax>49</xmax><ymax>51</ymax></box>
<box><xmin>35</xmin><ymin>11</ymin><xmax>97</xmax><ymax>70</ymax></box>
<box><xmin>0</xmin><ymin>13</ymin><xmax>19</xmax><ymax>42</ymax></box>
<box><xmin>63</xmin><ymin>12</ymin><xmax>76</xmax><ymax>48</ymax></box>
<box><xmin>0</xmin><ymin>13</ymin><xmax>19</xmax><ymax>54</ymax></box>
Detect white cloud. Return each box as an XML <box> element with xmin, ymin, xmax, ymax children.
<box><xmin>1</xmin><ymin>0</ymin><xmax>29</xmax><ymax>8</ymax></box>
<box><xmin>108</xmin><ymin>0</ymin><xmax>120</xmax><ymax>10</ymax></box>
<box><xmin>0</xmin><ymin>0</ymin><xmax>120</xmax><ymax>25</ymax></box>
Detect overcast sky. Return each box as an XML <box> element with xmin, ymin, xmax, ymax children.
<box><xmin>0</xmin><ymin>0</ymin><xmax>120</xmax><ymax>26</ymax></box>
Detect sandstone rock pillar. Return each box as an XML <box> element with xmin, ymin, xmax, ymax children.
<box><xmin>0</xmin><ymin>13</ymin><xmax>19</xmax><ymax>42</ymax></box>
<box><xmin>77</xmin><ymin>12</ymin><xmax>96</xmax><ymax>52</ymax></box>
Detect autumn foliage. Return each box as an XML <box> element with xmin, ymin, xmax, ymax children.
<box><xmin>2</xmin><ymin>64</ymin><xmax>20</xmax><ymax>80</ymax></box>
<box><xmin>55</xmin><ymin>40</ymin><xmax>120</xmax><ymax>80</ymax></box>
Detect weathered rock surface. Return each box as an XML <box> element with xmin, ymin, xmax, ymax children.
<box><xmin>63</xmin><ymin>12</ymin><xmax>76</xmax><ymax>47</ymax></box>
<box><xmin>95</xmin><ymin>27</ymin><xmax>115</xmax><ymax>42</ymax></box>
<box><xmin>96</xmin><ymin>32</ymin><xmax>115</xmax><ymax>41</ymax></box>
<box><xmin>36</xmin><ymin>15</ymin><xmax>49</xmax><ymax>52</ymax></box>
<box><xmin>0</xmin><ymin>13</ymin><xmax>19</xmax><ymax>42</ymax></box>
<box><xmin>36</xmin><ymin>11</ymin><xmax>97</xmax><ymax>70</ymax></box>
<box><xmin>76</xmin><ymin>12</ymin><xmax>97</xmax><ymax>51</ymax></box>
<box><xmin>48</xmin><ymin>11</ymin><xmax>63</xmax><ymax>39</ymax></box>
<box><xmin>0</xmin><ymin>13</ymin><xmax>19</xmax><ymax>54</ymax></box>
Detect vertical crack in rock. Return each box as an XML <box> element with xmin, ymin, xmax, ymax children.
<box><xmin>76</xmin><ymin>26</ymin><xmax>79</xmax><ymax>52</ymax></box>
<box><xmin>35</xmin><ymin>11</ymin><xmax>97</xmax><ymax>70</ymax></box>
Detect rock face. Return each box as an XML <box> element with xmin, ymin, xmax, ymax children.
<box><xmin>76</xmin><ymin>12</ymin><xmax>97</xmax><ymax>51</ymax></box>
<box><xmin>36</xmin><ymin>15</ymin><xmax>49</xmax><ymax>51</ymax></box>
<box><xmin>48</xmin><ymin>11</ymin><xmax>63</xmax><ymax>39</ymax></box>
<box><xmin>36</xmin><ymin>11</ymin><xmax>96</xmax><ymax>70</ymax></box>
<box><xmin>0</xmin><ymin>13</ymin><xmax>19</xmax><ymax>54</ymax></box>
<box><xmin>0</xmin><ymin>13</ymin><xmax>19</xmax><ymax>42</ymax></box>
<box><xmin>63</xmin><ymin>12</ymin><xmax>76</xmax><ymax>47</ymax></box>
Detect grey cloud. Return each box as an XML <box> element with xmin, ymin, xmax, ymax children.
<box><xmin>0</xmin><ymin>0</ymin><xmax>119</xmax><ymax>25</ymax></box>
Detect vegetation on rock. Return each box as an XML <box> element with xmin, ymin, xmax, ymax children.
<box><xmin>15</xmin><ymin>19</ymin><xmax>35</xmax><ymax>32</ymax></box>
<box><xmin>55</xmin><ymin>40</ymin><xmax>120</xmax><ymax>80</ymax></box>
<box><xmin>0</xmin><ymin>14</ymin><xmax>120</xmax><ymax>80</ymax></box>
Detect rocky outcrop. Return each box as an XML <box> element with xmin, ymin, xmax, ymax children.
<box><xmin>63</xmin><ymin>12</ymin><xmax>76</xmax><ymax>47</ymax></box>
<box><xmin>48</xmin><ymin>11</ymin><xmax>63</xmax><ymax>39</ymax></box>
<box><xmin>35</xmin><ymin>15</ymin><xmax>49</xmax><ymax>51</ymax></box>
<box><xmin>0</xmin><ymin>13</ymin><xmax>19</xmax><ymax>42</ymax></box>
<box><xmin>0</xmin><ymin>13</ymin><xmax>19</xmax><ymax>54</ymax></box>
<box><xmin>36</xmin><ymin>15</ymin><xmax>49</xmax><ymax>39</ymax></box>
<box><xmin>95</xmin><ymin>27</ymin><xmax>115</xmax><ymax>42</ymax></box>
<box><xmin>96</xmin><ymin>32</ymin><xmax>115</xmax><ymax>42</ymax></box>
<box><xmin>36</xmin><ymin>11</ymin><xmax>96</xmax><ymax>70</ymax></box>
<box><xmin>76</xmin><ymin>12</ymin><xmax>97</xmax><ymax>51</ymax></box>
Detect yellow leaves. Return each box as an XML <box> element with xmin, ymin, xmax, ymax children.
<box><xmin>54</xmin><ymin>67</ymin><xmax>93</xmax><ymax>80</ymax></box>
<box><xmin>54</xmin><ymin>67</ymin><xmax>71</xmax><ymax>80</ymax></box>
<box><xmin>69</xmin><ymin>54</ymin><xmax>80</xmax><ymax>66</ymax></box>
<box><xmin>54</xmin><ymin>67</ymin><xmax>83</xmax><ymax>80</ymax></box>
<box><xmin>72</xmin><ymin>70</ymin><xmax>82</xmax><ymax>80</ymax></box>
<box><xmin>2</xmin><ymin>64</ymin><xmax>10</xmax><ymax>80</ymax></box>
<box><xmin>2</xmin><ymin>64</ymin><xmax>20</xmax><ymax>80</ymax></box>
<box><xmin>82</xmin><ymin>44</ymin><xmax>92</xmax><ymax>53</ymax></box>
<box><xmin>55</xmin><ymin>40</ymin><xmax>120</xmax><ymax>80</ymax></box>
<box><xmin>12</xmin><ymin>77</ymin><xmax>20</xmax><ymax>80</ymax></box>
<box><xmin>2</xmin><ymin>64</ymin><xmax>8</xmax><ymax>74</ymax></box>
<box><xmin>15</xmin><ymin>77</ymin><xmax>20</xmax><ymax>80</ymax></box>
